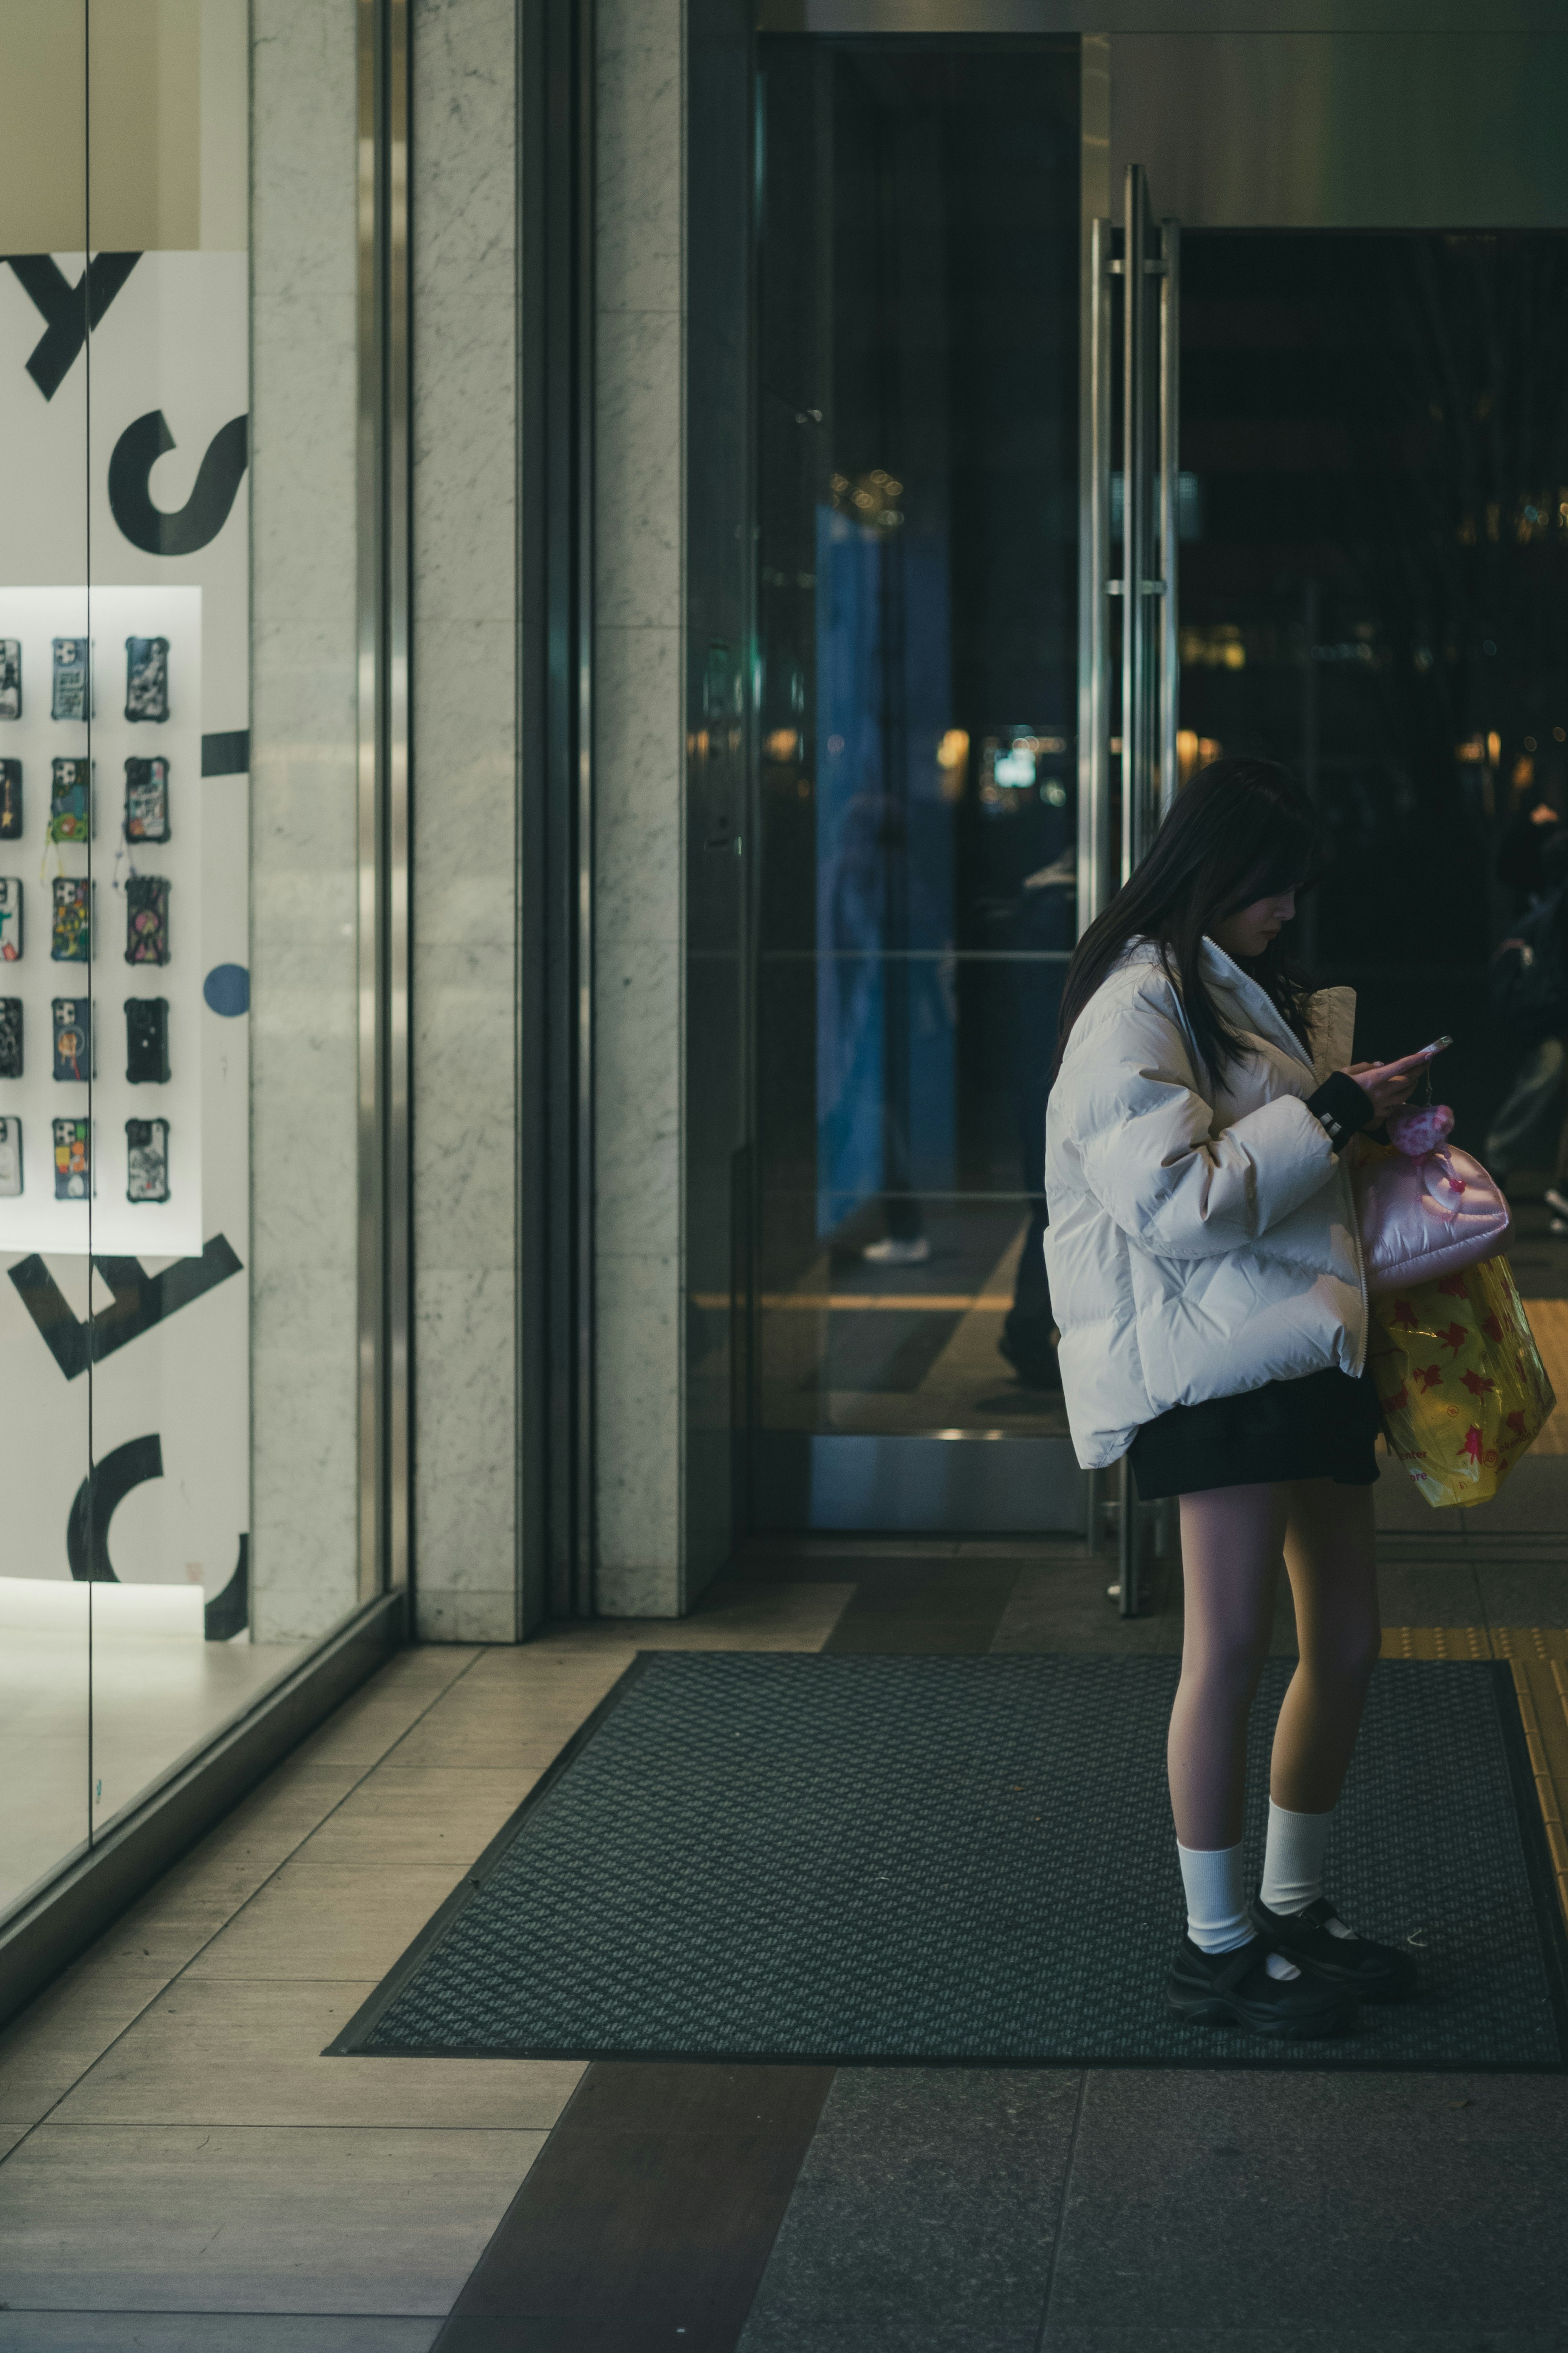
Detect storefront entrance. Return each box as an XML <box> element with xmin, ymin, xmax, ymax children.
<box><xmin>743</xmin><ymin>15</ymin><xmax>1568</xmax><ymax>1555</ymax></box>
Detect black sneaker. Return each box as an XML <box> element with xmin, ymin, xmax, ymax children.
<box><xmin>1166</xmin><ymin>1932</ymin><xmax>1356</xmax><ymax>2039</ymax></box>
<box><xmin>1248</xmin><ymin>1894</ymin><xmax>1418</xmax><ymax>2003</ymax></box>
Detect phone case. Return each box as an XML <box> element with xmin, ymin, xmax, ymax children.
<box><xmin>0</xmin><ymin>641</ymin><xmax>19</xmax><ymax>722</ymax></box>
<box><xmin>52</xmin><ymin>1115</ymin><xmax>88</xmax><ymax>1200</ymax></box>
<box><xmin>51</xmin><ymin>638</ymin><xmax>89</xmax><ymax>723</ymax></box>
<box><xmin>0</xmin><ymin>1116</ymin><xmax>21</xmax><ymax>1196</ymax></box>
<box><xmin>0</xmin><ymin>760</ymin><xmax>19</xmax><ymax>839</ymax></box>
<box><xmin>125</xmin><ymin>874</ymin><xmax>168</xmax><ymax>966</ymax></box>
<box><xmin>125</xmin><ymin>995</ymin><xmax>169</xmax><ymax>1084</ymax></box>
<box><xmin>49</xmin><ymin>757</ymin><xmax>90</xmax><ymax>844</ymax></box>
<box><xmin>0</xmin><ymin>999</ymin><xmax>21</xmax><ymax>1080</ymax></box>
<box><xmin>0</xmin><ymin>877</ymin><xmax>21</xmax><ymax>962</ymax></box>
<box><xmin>124</xmin><ymin>756</ymin><xmax>169</xmax><ymax>843</ymax></box>
<box><xmin>51</xmin><ymin>997</ymin><xmax>90</xmax><ymax>1082</ymax></box>
<box><xmin>125</xmin><ymin>1117</ymin><xmax>169</xmax><ymax>1204</ymax></box>
<box><xmin>125</xmin><ymin>636</ymin><xmax>169</xmax><ymax>725</ymax></box>
<box><xmin>51</xmin><ymin>877</ymin><xmax>89</xmax><ymax>963</ymax></box>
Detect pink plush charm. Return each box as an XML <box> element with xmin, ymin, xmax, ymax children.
<box><xmin>1385</xmin><ymin>1102</ymin><xmax>1454</xmax><ymax>1158</ymax></box>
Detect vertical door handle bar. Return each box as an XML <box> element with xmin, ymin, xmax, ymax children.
<box><xmin>1120</xmin><ymin>163</ymin><xmax>1145</xmax><ymax>887</ymax></box>
<box><xmin>1078</xmin><ymin>213</ymin><xmax>1113</xmax><ymax>936</ymax></box>
<box><xmin>1158</xmin><ymin>217</ymin><xmax>1181</xmax><ymax>822</ymax></box>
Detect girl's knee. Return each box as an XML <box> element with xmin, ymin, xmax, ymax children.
<box><xmin>1300</xmin><ymin>1619</ymin><xmax>1381</xmax><ymax>1688</ymax></box>
<box><xmin>1179</xmin><ymin>1637</ymin><xmax>1271</xmax><ymax>1711</ymax></box>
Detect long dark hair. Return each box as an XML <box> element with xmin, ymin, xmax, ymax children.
<box><xmin>1053</xmin><ymin>758</ymin><xmax>1325</xmax><ymax>1083</ymax></box>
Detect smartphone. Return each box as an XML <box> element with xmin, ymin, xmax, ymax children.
<box><xmin>0</xmin><ymin>640</ymin><xmax>19</xmax><ymax>722</ymax></box>
<box><xmin>125</xmin><ymin>636</ymin><xmax>169</xmax><ymax>725</ymax></box>
<box><xmin>125</xmin><ymin>1116</ymin><xmax>169</xmax><ymax>1203</ymax></box>
<box><xmin>124</xmin><ymin>756</ymin><xmax>169</xmax><ymax>843</ymax></box>
<box><xmin>0</xmin><ymin>998</ymin><xmax>21</xmax><ymax>1080</ymax></box>
<box><xmin>125</xmin><ymin>874</ymin><xmax>169</xmax><ymax>966</ymax></box>
<box><xmin>51</xmin><ymin>877</ymin><xmax>89</xmax><ymax>962</ymax></box>
<box><xmin>0</xmin><ymin>1116</ymin><xmax>22</xmax><ymax>1196</ymax></box>
<box><xmin>51</xmin><ymin>998</ymin><xmax>90</xmax><ymax>1082</ymax></box>
<box><xmin>49</xmin><ymin>757</ymin><xmax>90</xmax><ymax>844</ymax></box>
<box><xmin>0</xmin><ymin>877</ymin><xmax>22</xmax><ymax>962</ymax></box>
<box><xmin>1364</xmin><ymin>1035</ymin><xmax>1452</xmax><ymax>1081</ymax></box>
<box><xmin>51</xmin><ymin>638</ymin><xmax>89</xmax><ymax>723</ymax></box>
<box><xmin>52</xmin><ymin>1115</ymin><xmax>88</xmax><ymax>1200</ymax></box>
<box><xmin>0</xmin><ymin>760</ymin><xmax>19</xmax><ymax>840</ymax></box>
<box><xmin>125</xmin><ymin>996</ymin><xmax>169</xmax><ymax>1084</ymax></box>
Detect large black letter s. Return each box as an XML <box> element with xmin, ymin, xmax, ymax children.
<box><xmin>109</xmin><ymin>409</ymin><xmax>249</xmax><ymax>555</ymax></box>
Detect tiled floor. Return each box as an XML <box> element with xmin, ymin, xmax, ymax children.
<box><xmin>0</xmin><ymin>1545</ymin><xmax>1564</xmax><ymax>2349</ymax></box>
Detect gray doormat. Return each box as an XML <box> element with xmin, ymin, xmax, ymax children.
<box><xmin>329</xmin><ymin>1655</ymin><xmax>1568</xmax><ymax>2070</ymax></box>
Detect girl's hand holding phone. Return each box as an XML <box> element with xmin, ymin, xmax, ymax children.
<box><xmin>1341</xmin><ymin>1035</ymin><xmax>1451</xmax><ymax>1121</ymax></box>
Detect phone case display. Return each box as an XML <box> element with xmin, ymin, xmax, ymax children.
<box><xmin>0</xmin><ymin>641</ymin><xmax>19</xmax><ymax>721</ymax></box>
<box><xmin>124</xmin><ymin>756</ymin><xmax>169</xmax><ymax>843</ymax></box>
<box><xmin>50</xmin><ymin>638</ymin><xmax>89</xmax><ymax>722</ymax></box>
<box><xmin>52</xmin><ymin>1116</ymin><xmax>88</xmax><ymax>1200</ymax></box>
<box><xmin>125</xmin><ymin>995</ymin><xmax>169</xmax><ymax>1084</ymax></box>
<box><xmin>125</xmin><ymin>1116</ymin><xmax>169</xmax><ymax>1203</ymax></box>
<box><xmin>51</xmin><ymin>998</ymin><xmax>89</xmax><ymax>1083</ymax></box>
<box><xmin>51</xmin><ymin>878</ymin><xmax>89</xmax><ymax>962</ymax></box>
<box><xmin>0</xmin><ymin>1117</ymin><xmax>20</xmax><ymax>1195</ymax></box>
<box><xmin>48</xmin><ymin>756</ymin><xmax>90</xmax><ymax>844</ymax></box>
<box><xmin>0</xmin><ymin>587</ymin><xmax>203</xmax><ymax>1252</ymax></box>
<box><xmin>125</xmin><ymin>637</ymin><xmax>169</xmax><ymax>725</ymax></box>
<box><xmin>125</xmin><ymin>874</ymin><xmax>169</xmax><ymax>965</ymax></box>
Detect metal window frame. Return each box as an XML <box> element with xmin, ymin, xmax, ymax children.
<box><xmin>520</xmin><ymin>0</ymin><xmax>596</xmax><ymax>1629</ymax></box>
<box><xmin>357</xmin><ymin>0</ymin><xmax>412</xmax><ymax>1611</ymax></box>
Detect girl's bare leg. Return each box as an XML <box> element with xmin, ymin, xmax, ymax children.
<box><xmin>1168</xmin><ymin>1483</ymin><xmax>1289</xmax><ymax>1848</ymax></box>
<box><xmin>1270</xmin><ymin>1479</ymin><xmax>1381</xmax><ymax>1811</ymax></box>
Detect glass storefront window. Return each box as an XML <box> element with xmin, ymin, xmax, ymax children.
<box><xmin>0</xmin><ymin>0</ymin><xmax>368</xmax><ymax>1927</ymax></box>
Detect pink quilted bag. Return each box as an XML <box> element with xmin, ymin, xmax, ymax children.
<box><xmin>1351</xmin><ymin>1103</ymin><xmax>1510</xmax><ymax>1298</ymax></box>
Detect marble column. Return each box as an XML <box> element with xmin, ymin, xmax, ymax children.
<box><xmin>249</xmin><ymin>0</ymin><xmax>361</xmax><ymax>1642</ymax></box>
<box><xmin>408</xmin><ymin>0</ymin><xmax>520</xmax><ymax>1641</ymax></box>
<box><xmin>592</xmin><ymin>0</ymin><xmax>687</xmax><ymax>1616</ymax></box>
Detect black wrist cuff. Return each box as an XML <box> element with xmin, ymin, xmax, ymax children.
<box><xmin>1307</xmin><ymin>1071</ymin><xmax>1376</xmax><ymax>1152</ymax></box>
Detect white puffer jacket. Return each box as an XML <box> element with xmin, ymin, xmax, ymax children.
<box><xmin>1043</xmin><ymin>938</ymin><xmax>1367</xmax><ymax>1470</ymax></box>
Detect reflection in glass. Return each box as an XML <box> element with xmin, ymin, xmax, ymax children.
<box><xmin>755</xmin><ymin>40</ymin><xmax>1079</xmax><ymax>1461</ymax></box>
<box><xmin>1177</xmin><ymin>232</ymin><xmax>1568</xmax><ymax>1157</ymax></box>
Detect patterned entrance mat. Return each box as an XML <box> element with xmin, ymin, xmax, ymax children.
<box><xmin>330</xmin><ymin>1654</ymin><xmax>1568</xmax><ymax>2070</ymax></box>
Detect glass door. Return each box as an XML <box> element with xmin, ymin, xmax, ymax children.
<box><xmin>751</xmin><ymin>36</ymin><xmax>1085</xmax><ymax>1532</ymax></box>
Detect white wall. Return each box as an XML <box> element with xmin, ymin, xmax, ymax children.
<box><xmin>593</xmin><ymin>0</ymin><xmax>688</xmax><ymax>1616</ymax></box>
<box><xmin>409</xmin><ymin>0</ymin><xmax>521</xmax><ymax>1642</ymax></box>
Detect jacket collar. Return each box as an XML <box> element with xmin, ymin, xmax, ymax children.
<box><xmin>1197</xmin><ymin>937</ymin><xmax>1317</xmax><ymax>1075</ymax></box>
<box><xmin>1114</xmin><ymin>936</ymin><xmax>1318</xmax><ymax>1076</ymax></box>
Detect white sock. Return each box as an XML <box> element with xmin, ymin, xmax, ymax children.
<box><xmin>1260</xmin><ymin>1800</ymin><xmax>1356</xmax><ymax>1939</ymax></box>
<box><xmin>1177</xmin><ymin>1839</ymin><xmax>1298</xmax><ymax>1978</ymax></box>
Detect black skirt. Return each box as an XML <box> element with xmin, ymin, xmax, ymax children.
<box><xmin>1126</xmin><ymin>1367</ymin><xmax>1384</xmax><ymax>1501</ymax></box>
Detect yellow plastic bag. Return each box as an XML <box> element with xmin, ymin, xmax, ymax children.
<box><xmin>1366</xmin><ymin>1255</ymin><xmax>1555</xmax><ymax>1508</ymax></box>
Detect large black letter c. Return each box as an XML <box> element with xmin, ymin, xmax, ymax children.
<box><xmin>108</xmin><ymin>410</ymin><xmax>248</xmax><ymax>556</ymax></box>
<box><xmin>67</xmin><ymin>1434</ymin><xmax>163</xmax><ymax>1582</ymax></box>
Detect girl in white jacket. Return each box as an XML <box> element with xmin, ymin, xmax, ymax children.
<box><xmin>1046</xmin><ymin>758</ymin><xmax>1431</xmax><ymax>2039</ymax></box>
